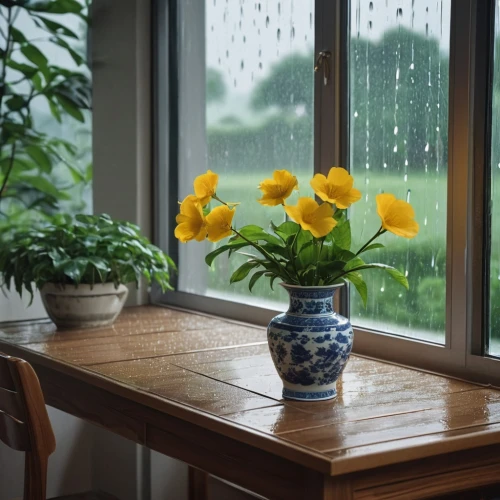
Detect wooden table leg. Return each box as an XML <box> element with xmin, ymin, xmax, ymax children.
<box><xmin>188</xmin><ymin>466</ymin><xmax>209</xmax><ymax>500</ymax></box>
<box><xmin>309</xmin><ymin>473</ymin><xmax>353</xmax><ymax>500</ymax></box>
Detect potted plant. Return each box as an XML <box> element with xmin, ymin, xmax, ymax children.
<box><xmin>174</xmin><ymin>168</ymin><xmax>419</xmax><ymax>401</ymax></box>
<box><xmin>0</xmin><ymin>214</ymin><xmax>176</xmax><ymax>329</ymax></box>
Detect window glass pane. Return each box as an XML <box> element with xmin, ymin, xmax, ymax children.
<box><xmin>0</xmin><ymin>1</ymin><xmax>92</xmax><ymax>321</ymax></box>
<box><xmin>349</xmin><ymin>0</ymin><xmax>450</xmax><ymax>342</ymax></box>
<box><xmin>177</xmin><ymin>1</ymin><xmax>314</xmax><ymax>308</ymax></box>
<box><xmin>488</xmin><ymin>1</ymin><xmax>500</xmax><ymax>356</ymax></box>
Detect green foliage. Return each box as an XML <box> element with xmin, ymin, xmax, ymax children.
<box><xmin>0</xmin><ymin>0</ymin><xmax>91</xmax><ymax>225</ymax></box>
<box><xmin>0</xmin><ymin>214</ymin><xmax>176</xmax><ymax>303</ymax></box>
<box><xmin>206</xmin><ymin>67</ymin><xmax>227</xmax><ymax>103</ymax></box>
<box><xmin>205</xmin><ymin>217</ymin><xmax>408</xmax><ymax>302</ymax></box>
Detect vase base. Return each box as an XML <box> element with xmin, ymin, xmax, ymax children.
<box><xmin>282</xmin><ymin>388</ymin><xmax>337</xmax><ymax>401</ymax></box>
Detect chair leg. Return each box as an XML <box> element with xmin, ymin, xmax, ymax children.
<box><xmin>24</xmin><ymin>451</ymin><xmax>49</xmax><ymax>500</ymax></box>
<box><xmin>188</xmin><ymin>466</ymin><xmax>209</xmax><ymax>500</ymax></box>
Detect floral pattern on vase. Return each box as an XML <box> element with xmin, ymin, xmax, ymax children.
<box><xmin>267</xmin><ymin>283</ymin><xmax>353</xmax><ymax>401</ymax></box>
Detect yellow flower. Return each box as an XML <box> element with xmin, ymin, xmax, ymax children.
<box><xmin>174</xmin><ymin>195</ymin><xmax>207</xmax><ymax>243</ymax></box>
<box><xmin>258</xmin><ymin>169</ymin><xmax>298</xmax><ymax>206</ymax></box>
<box><xmin>284</xmin><ymin>197</ymin><xmax>337</xmax><ymax>238</ymax></box>
<box><xmin>206</xmin><ymin>205</ymin><xmax>235</xmax><ymax>242</ymax></box>
<box><xmin>376</xmin><ymin>193</ymin><xmax>419</xmax><ymax>239</ymax></box>
<box><xmin>194</xmin><ymin>170</ymin><xmax>219</xmax><ymax>206</ymax></box>
<box><xmin>310</xmin><ymin>167</ymin><xmax>361</xmax><ymax>208</ymax></box>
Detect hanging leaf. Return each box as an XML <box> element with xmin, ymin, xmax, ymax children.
<box><xmin>25</xmin><ymin>145</ymin><xmax>52</xmax><ymax>173</ymax></box>
<box><xmin>343</xmin><ymin>271</ymin><xmax>368</xmax><ymax>308</ymax></box>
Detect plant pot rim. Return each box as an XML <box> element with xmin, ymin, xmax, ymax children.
<box><xmin>280</xmin><ymin>283</ymin><xmax>345</xmax><ymax>291</ymax></box>
<box><xmin>41</xmin><ymin>282</ymin><xmax>128</xmax><ymax>291</ymax></box>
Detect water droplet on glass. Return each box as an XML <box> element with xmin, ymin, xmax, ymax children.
<box><xmin>258</xmin><ymin>3</ymin><xmax>261</xmax><ymax>12</ymax></box>
<box><xmin>406</xmin><ymin>189</ymin><xmax>411</xmax><ymax>202</ymax></box>
<box><xmin>243</xmin><ymin>36</ymin><xmax>246</xmax><ymax>43</ymax></box>
<box><xmin>380</xmin><ymin>287</ymin><xmax>385</xmax><ymax>292</ymax></box>
<box><xmin>277</xmin><ymin>28</ymin><xmax>281</xmax><ymax>41</ymax></box>
<box><xmin>369</xmin><ymin>1</ymin><xmax>374</xmax><ymax>11</ymax></box>
<box><xmin>226</xmin><ymin>50</ymin><xmax>229</xmax><ymax>58</ymax></box>
<box><xmin>383</xmin><ymin>162</ymin><xmax>388</xmax><ymax>168</ymax></box>
<box><xmin>410</xmin><ymin>62</ymin><xmax>414</xmax><ymax>70</ymax></box>
<box><xmin>393</xmin><ymin>145</ymin><xmax>398</xmax><ymax>152</ymax></box>
<box><xmin>278</xmin><ymin>2</ymin><xmax>281</xmax><ymax>15</ymax></box>
<box><xmin>291</xmin><ymin>26</ymin><xmax>295</xmax><ymax>39</ymax></box>
<box><xmin>436</xmin><ymin>126</ymin><xmax>440</xmax><ymax>132</ymax></box>
<box><xmin>396</xmin><ymin>68</ymin><xmax>400</xmax><ymax>80</ymax></box>
<box><xmin>290</xmin><ymin>133</ymin><xmax>294</xmax><ymax>140</ymax></box>
<box><xmin>425</xmin><ymin>143</ymin><xmax>430</xmax><ymax>152</ymax></box>
<box><xmin>404</xmin><ymin>173</ymin><xmax>408</xmax><ymax>182</ymax></box>
<box><xmin>436</xmin><ymin>201</ymin><xmax>439</xmax><ymax>210</ymax></box>
<box><xmin>368</xmin><ymin>20</ymin><xmax>372</xmax><ymax>30</ymax></box>
<box><xmin>259</xmin><ymin>62</ymin><xmax>263</xmax><ymax>70</ymax></box>
<box><xmin>240</xmin><ymin>60</ymin><xmax>244</xmax><ymax>70</ymax></box>
<box><xmin>426</xmin><ymin>23</ymin><xmax>429</xmax><ymax>36</ymax></box>
<box><xmin>366</xmin><ymin>163</ymin><xmax>370</xmax><ymax>169</ymax></box>
<box><xmin>354</xmin><ymin>111</ymin><xmax>359</xmax><ymax>118</ymax></box>
<box><xmin>397</xmin><ymin>7</ymin><xmax>403</xmax><ymax>17</ymax></box>
<box><xmin>424</xmin><ymin>216</ymin><xmax>428</xmax><ymax>226</ymax></box>
<box><xmin>394</xmin><ymin>126</ymin><xmax>398</xmax><ymax>135</ymax></box>
<box><xmin>266</xmin><ymin>16</ymin><xmax>270</xmax><ymax>27</ymax></box>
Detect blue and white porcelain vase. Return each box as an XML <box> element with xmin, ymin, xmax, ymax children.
<box><xmin>267</xmin><ymin>283</ymin><xmax>353</xmax><ymax>401</ymax></box>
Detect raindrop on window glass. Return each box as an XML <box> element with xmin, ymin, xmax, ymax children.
<box><xmin>266</xmin><ymin>16</ymin><xmax>270</xmax><ymax>27</ymax></box>
<box><xmin>277</xmin><ymin>28</ymin><xmax>281</xmax><ymax>41</ymax></box>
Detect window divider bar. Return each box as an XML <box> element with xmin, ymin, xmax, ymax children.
<box><xmin>445</xmin><ymin>0</ymin><xmax>473</xmax><ymax>357</ymax></box>
<box><xmin>468</xmin><ymin>0</ymin><xmax>495</xmax><ymax>357</ymax></box>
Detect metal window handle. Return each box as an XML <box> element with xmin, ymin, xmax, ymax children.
<box><xmin>314</xmin><ymin>50</ymin><xmax>331</xmax><ymax>86</ymax></box>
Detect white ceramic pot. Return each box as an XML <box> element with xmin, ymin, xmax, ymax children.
<box><xmin>40</xmin><ymin>283</ymin><xmax>129</xmax><ymax>329</ymax></box>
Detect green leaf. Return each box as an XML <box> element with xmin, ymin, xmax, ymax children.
<box><xmin>10</xmin><ymin>27</ymin><xmax>28</xmax><ymax>44</ymax></box>
<box><xmin>52</xmin><ymin>36</ymin><xmax>84</xmax><ymax>65</ymax></box>
<box><xmin>271</xmin><ymin>221</ymin><xmax>300</xmax><ymax>241</ymax></box>
<box><xmin>230</xmin><ymin>261</ymin><xmax>260</xmax><ymax>284</ymax></box>
<box><xmin>17</xmin><ymin>174</ymin><xmax>61</xmax><ymax>198</ymax></box>
<box><xmin>33</xmin><ymin>15</ymin><xmax>79</xmax><ymax>38</ymax></box>
<box><xmin>6</xmin><ymin>95</ymin><xmax>26</xmax><ymax>111</ymax></box>
<box><xmin>21</xmin><ymin>44</ymin><xmax>48</xmax><ymax>69</ymax></box>
<box><xmin>248</xmin><ymin>270</ymin><xmax>267</xmax><ymax>292</ymax></box>
<box><xmin>332</xmin><ymin>220</ymin><xmax>351</xmax><ymax>251</ymax></box>
<box><xmin>230</xmin><ymin>224</ymin><xmax>282</xmax><ymax>246</ymax></box>
<box><xmin>26</xmin><ymin>0</ymin><xmax>83</xmax><ymax>14</ymax></box>
<box><xmin>25</xmin><ymin>145</ymin><xmax>52</xmax><ymax>173</ymax></box>
<box><xmin>47</xmin><ymin>97</ymin><xmax>62</xmax><ymax>123</ymax></box>
<box><xmin>343</xmin><ymin>271</ymin><xmax>368</xmax><ymax>307</ymax></box>
<box><xmin>63</xmin><ymin>258</ymin><xmax>88</xmax><ymax>283</ymax></box>
<box><xmin>317</xmin><ymin>260</ymin><xmax>346</xmax><ymax>275</ymax></box>
<box><xmin>54</xmin><ymin>94</ymin><xmax>85</xmax><ymax>122</ymax></box>
<box><xmin>205</xmin><ymin>242</ymin><xmax>249</xmax><ymax>266</ymax></box>
<box><xmin>384</xmin><ymin>266</ymin><xmax>409</xmax><ymax>290</ymax></box>
<box><xmin>6</xmin><ymin>59</ymin><xmax>38</xmax><ymax>77</ymax></box>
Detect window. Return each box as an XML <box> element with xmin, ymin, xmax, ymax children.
<box><xmin>349</xmin><ymin>0</ymin><xmax>451</xmax><ymax>342</ymax></box>
<box><xmin>155</xmin><ymin>0</ymin><xmax>500</xmax><ymax>385</ymax></box>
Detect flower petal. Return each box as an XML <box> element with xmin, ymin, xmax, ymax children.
<box><xmin>206</xmin><ymin>205</ymin><xmax>235</xmax><ymax>242</ymax></box>
<box><xmin>335</xmin><ymin>188</ymin><xmax>362</xmax><ymax>209</ymax></box>
<box><xmin>376</xmin><ymin>193</ymin><xmax>419</xmax><ymax>239</ymax></box>
<box><xmin>174</xmin><ymin>195</ymin><xmax>206</xmax><ymax>242</ymax></box>
<box><xmin>258</xmin><ymin>169</ymin><xmax>298</xmax><ymax>206</ymax></box>
<box><xmin>194</xmin><ymin>170</ymin><xmax>219</xmax><ymax>206</ymax></box>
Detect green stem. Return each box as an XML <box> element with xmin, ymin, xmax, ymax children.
<box><xmin>289</xmin><ymin>227</ymin><xmax>302</xmax><ymax>285</ymax></box>
<box><xmin>231</xmin><ymin>227</ymin><xmax>297</xmax><ymax>284</ymax></box>
<box><xmin>312</xmin><ymin>238</ymin><xmax>324</xmax><ymax>286</ymax></box>
<box><xmin>355</xmin><ymin>226</ymin><xmax>386</xmax><ymax>256</ymax></box>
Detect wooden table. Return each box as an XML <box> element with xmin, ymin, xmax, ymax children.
<box><xmin>1</xmin><ymin>306</ymin><xmax>500</xmax><ymax>500</ymax></box>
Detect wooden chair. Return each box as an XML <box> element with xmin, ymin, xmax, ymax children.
<box><xmin>0</xmin><ymin>352</ymin><xmax>117</xmax><ymax>500</ymax></box>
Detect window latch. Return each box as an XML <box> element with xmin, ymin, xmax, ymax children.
<box><xmin>314</xmin><ymin>50</ymin><xmax>331</xmax><ymax>86</ymax></box>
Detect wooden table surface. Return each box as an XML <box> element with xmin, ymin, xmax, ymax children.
<box><xmin>1</xmin><ymin>306</ymin><xmax>500</xmax><ymax>500</ymax></box>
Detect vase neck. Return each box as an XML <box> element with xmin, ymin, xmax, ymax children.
<box><xmin>285</xmin><ymin>287</ymin><xmax>337</xmax><ymax>316</ymax></box>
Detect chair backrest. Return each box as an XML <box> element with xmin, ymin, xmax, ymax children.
<box><xmin>0</xmin><ymin>352</ymin><xmax>56</xmax><ymax>500</ymax></box>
